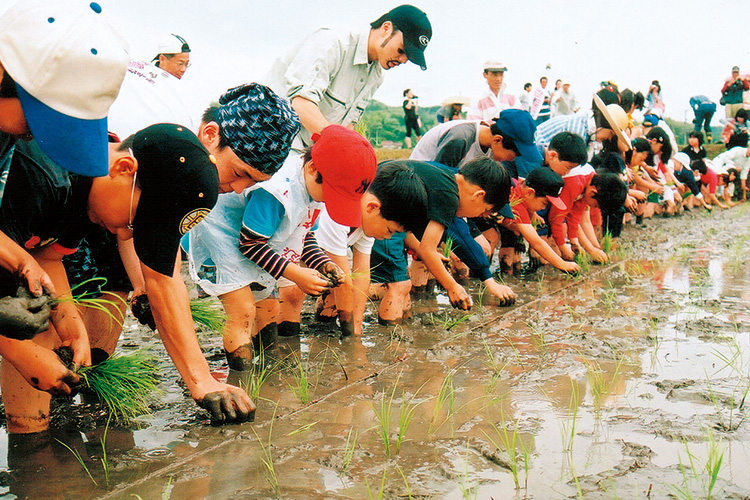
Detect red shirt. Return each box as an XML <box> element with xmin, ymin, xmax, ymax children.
<box><xmin>549</xmin><ymin>169</ymin><xmax>595</xmax><ymax>246</ymax></box>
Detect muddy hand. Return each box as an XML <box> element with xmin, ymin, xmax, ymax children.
<box><xmin>0</xmin><ymin>288</ymin><xmax>51</xmax><ymax>340</ymax></box>
<box><xmin>130</xmin><ymin>293</ymin><xmax>156</xmax><ymax>330</ymax></box>
<box><xmin>17</xmin><ymin>343</ymin><xmax>80</xmax><ymax>396</ymax></box>
<box><xmin>197</xmin><ymin>386</ymin><xmax>256</xmax><ymax>425</ymax></box>
<box><xmin>319</xmin><ymin>262</ymin><xmax>346</xmax><ymax>288</ymax></box>
<box><xmin>17</xmin><ymin>260</ymin><xmax>55</xmax><ymax>298</ymax></box>
<box><xmin>448</xmin><ymin>285</ymin><xmax>472</xmax><ymax>310</ymax></box>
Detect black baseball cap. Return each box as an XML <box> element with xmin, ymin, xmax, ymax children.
<box><xmin>525</xmin><ymin>167</ymin><xmax>566</xmax><ymax>210</ymax></box>
<box><xmin>388</xmin><ymin>5</ymin><xmax>431</xmax><ymax>71</ymax></box>
<box><xmin>130</xmin><ymin>123</ymin><xmax>219</xmax><ymax>276</ymax></box>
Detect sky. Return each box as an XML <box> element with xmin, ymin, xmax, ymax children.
<box><xmin>6</xmin><ymin>0</ymin><xmax>750</xmax><ymax>127</ymax></box>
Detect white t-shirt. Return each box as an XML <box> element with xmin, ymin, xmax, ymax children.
<box><xmin>108</xmin><ymin>60</ymin><xmax>195</xmax><ymax>138</ymax></box>
<box><xmin>315</xmin><ymin>207</ymin><xmax>374</xmax><ymax>257</ymax></box>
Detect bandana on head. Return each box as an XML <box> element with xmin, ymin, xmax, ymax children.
<box><xmin>217</xmin><ymin>83</ymin><xmax>300</xmax><ymax>175</ymax></box>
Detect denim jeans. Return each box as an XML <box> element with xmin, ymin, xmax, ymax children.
<box><xmin>693</xmin><ymin>103</ymin><xmax>715</xmax><ymax>135</ymax></box>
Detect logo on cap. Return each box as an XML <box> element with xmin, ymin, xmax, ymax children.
<box><xmin>419</xmin><ymin>35</ymin><xmax>430</xmax><ymax>47</ymax></box>
<box><xmin>180</xmin><ymin>208</ymin><xmax>211</xmax><ymax>235</ymax></box>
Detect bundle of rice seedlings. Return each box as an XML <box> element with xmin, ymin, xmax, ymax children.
<box><xmin>57</xmin><ymin>277</ymin><xmax>128</xmax><ymax>327</ymax></box>
<box><xmin>58</xmin><ymin>347</ymin><xmax>160</xmax><ymax>424</ymax></box>
<box><xmin>190</xmin><ymin>298</ymin><xmax>226</xmax><ymax>332</ymax></box>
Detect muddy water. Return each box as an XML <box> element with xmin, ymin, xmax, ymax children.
<box><xmin>3</xmin><ymin>209</ymin><xmax>750</xmax><ymax>499</ymax></box>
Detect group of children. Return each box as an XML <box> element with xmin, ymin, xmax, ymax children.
<box><xmin>0</xmin><ymin>0</ymin><xmax>742</xmax><ymax>441</ymax></box>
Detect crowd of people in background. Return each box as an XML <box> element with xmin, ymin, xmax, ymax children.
<box><xmin>0</xmin><ymin>0</ymin><xmax>748</xmax><ymax>442</ymax></box>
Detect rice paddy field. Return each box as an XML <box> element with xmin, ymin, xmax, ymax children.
<box><xmin>3</xmin><ymin>176</ymin><xmax>750</xmax><ymax>499</ymax></box>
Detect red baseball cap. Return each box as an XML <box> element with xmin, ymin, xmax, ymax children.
<box><xmin>311</xmin><ymin>125</ymin><xmax>377</xmax><ymax>227</ymax></box>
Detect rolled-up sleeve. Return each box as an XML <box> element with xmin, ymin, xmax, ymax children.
<box><xmin>284</xmin><ymin>29</ymin><xmax>343</xmax><ymax>105</ymax></box>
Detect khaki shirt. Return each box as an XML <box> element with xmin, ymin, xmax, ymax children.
<box><xmin>264</xmin><ymin>27</ymin><xmax>383</xmax><ymax>149</ymax></box>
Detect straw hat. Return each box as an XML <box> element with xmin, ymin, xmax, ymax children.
<box><xmin>593</xmin><ymin>94</ymin><xmax>631</xmax><ymax>151</ymax></box>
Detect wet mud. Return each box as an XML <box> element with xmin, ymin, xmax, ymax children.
<box><xmin>3</xmin><ymin>207</ymin><xmax>750</xmax><ymax>499</ymax></box>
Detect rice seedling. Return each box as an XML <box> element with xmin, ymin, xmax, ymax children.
<box><xmin>429</xmin><ymin>369</ymin><xmax>456</xmax><ymax>433</ymax></box>
<box><xmin>286</xmin><ymin>354</ymin><xmax>311</xmax><ymax>405</ymax></box>
<box><xmin>525</xmin><ymin>321</ymin><xmax>549</xmax><ymax>356</ymax></box>
<box><xmin>601</xmin><ymin>231</ymin><xmax>614</xmax><ymax>254</ymax></box>
<box><xmin>189</xmin><ymin>298</ymin><xmax>226</xmax><ymax>332</ymax></box>
<box><xmin>340</xmin><ymin>427</ymin><xmax>359</xmax><ymax>475</ymax></box>
<box><xmin>74</xmin><ymin>349</ymin><xmax>160</xmax><ymax>424</ymax></box>
<box><xmin>574</xmin><ymin>251</ymin><xmax>591</xmax><ymax>273</ymax></box>
<box><xmin>442</xmin><ymin>236</ymin><xmax>456</xmax><ymax>259</ymax></box>
<box><xmin>457</xmin><ymin>456</ymin><xmax>478</xmax><ymax>500</ymax></box>
<box><xmin>252</xmin><ymin>406</ymin><xmax>280</xmax><ymax>497</ymax></box>
<box><xmin>239</xmin><ymin>351</ymin><xmax>278</xmax><ymax>402</ymax></box>
<box><xmin>60</xmin><ymin>277</ymin><xmax>127</xmax><ymax>331</ymax></box>
<box><xmin>584</xmin><ymin>357</ymin><xmax>624</xmax><ymax>416</ymax></box>
<box><xmin>99</xmin><ymin>415</ymin><xmax>112</xmax><ymax>487</ymax></box>
<box><xmin>56</xmin><ymin>438</ymin><xmax>98</xmax><ymax>486</ymax></box>
<box><xmin>395</xmin><ymin>390</ymin><xmax>423</xmax><ymax>454</ymax></box>
<box><xmin>365</xmin><ymin>468</ymin><xmax>387</xmax><ymax>500</ymax></box>
<box><xmin>669</xmin><ymin>429</ymin><xmax>725</xmax><ymax>500</ymax></box>
<box><xmin>559</xmin><ymin>377</ymin><xmax>581</xmax><ymax>452</ymax></box>
<box><xmin>440</xmin><ymin>311</ymin><xmax>472</xmax><ymax>331</ymax></box>
<box><xmin>285</xmin><ymin>420</ymin><xmax>319</xmax><ymax>437</ymax></box>
<box><xmin>483</xmin><ymin>413</ymin><xmax>521</xmax><ymax>489</ymax></box>
<box><xmin>396</xmin><ymin>465</ymin><xmax>414</xmax><ymax>500</ymax></box>
<box><xmin>374</xmin><ymin>382</ymin><xmax>396</xmax><ymax>456</ymax></box>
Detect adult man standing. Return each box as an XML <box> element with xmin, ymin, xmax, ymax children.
<box><xmin>689</xmin><ymin>95</ymin><xmax>717</xmax><ymax>141</ymax></box>
<box><xmin>152</xmin><ymin>33</ymin><xmax>191</xmax><ymax>80</ymax></box>
<box><xmin>467</xmin><ymin>60</ymin><xmax>518</xmax><ymax>122</ymax></box>
<box><xmin>402</xmin><ymin>88</ymin><xmax>421</xmax><ymax>148</ymax></box>
<box><xmin>721</xmin><ymin>66</ymin><xmax>749</xmax><ymax>119</ymax></box>
<box><xmin>265</xmin><ymin>4</ymin><xmax>431</xmax><ymax>151</ymax></box>
<box><xmin>553</xmin><ymin>81</ymin><xmax>579</xmax><ymax>116</ymax></box>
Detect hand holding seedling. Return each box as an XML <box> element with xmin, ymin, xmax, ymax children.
<box><xmin>318</xmin><ymin>261</ymin><xmax>345</xmax><ymax>289</ymax></box>
<box><xmin>196</xmin><ymin>383</ymin><xmax>256</xmax><ymax>425</ymax></box>
<box><xmin>0</xmin><ymin>287</ymin><xmax>51</xmax><ymax>340</ymax></box>
<box><xmin>285</xmin><ymin>264</ymin><xmax>330</xmax><ymax>296</ymax></box>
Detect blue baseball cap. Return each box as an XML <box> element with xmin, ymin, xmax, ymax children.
<box><xmin>491</xmin><ymin>109</ymin><xmax>543</xmax><ymax>164</ymax></box>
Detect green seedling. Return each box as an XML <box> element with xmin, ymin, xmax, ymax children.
<box><xmin>285</xmin><ymin>420</ymin><xmax>319</xmax><ymax>437</ymax></box>
<box><xmin>59</xmin><ymin>277</ymin><xmax>127</xmax><ymax>332</ymax></box>
<box><xmin>584</xmin><ymin>357</ymin><xmax>623</xmax><ymax>416</ymax></box>
<box><xmin>442</xmin><ymin>236</ymin><xmax>456</xmax><ymax>259</ymax></box>
<box><xmin>457</xmin><ymin>456</ymin><xmax>478</xmax><ymax>500</ymax></box>
<box><xmin>601</xmin><ymin>231</ymin><xmax>614</xmax><ymax>254</ymax></box>
<box><xmin>559</xmin><ymin>377</ymin><xmax>581</xmax><ymax>452</ymax></box>
<box><xmin>340</xmin><ymin>427</ymin><xmax>359</xmax><ymax>475</ymax></box>
<box><xmin>242</xmin><ymin>351</ymin><xmax>277</xmax><ymax>402</ymax></box>
<box><xmin>77</xmin><ymin>350</ymin><xmax>160</xmax><ymax>424</ymax></box>
<box><xmin>56</xmin><ymin>439</ymin><xmax>98</xmax><ymax>486</ymax></box>
<box><xmin>430</xmin><ymin>369</ymin><xmax>457</xmax><ymax>434</ymax></box>
<box><xmin>670</xmin><ymin>429</ymin><xmax>725</xmax><ymax>500</ymax></box>
<box><xmin>374</xmin><ymin>382</ymin><xmax>396</xmax><ymax>456</ymax></box>
<box><xmin>574</xmin><ymin>251</ymin><xmax>592</xmax><ymax>273</ymax></box>
<box><xmin>396</xmin><ymin>466</ymin><xmax>414</xmax><ymax>500</ymax></box>
<box><xmin>252</xmin><ymin>405</ymin><xmax>280</xmax><ymax>497</ymax></box>
<box><xmin>395</xmin><ymin>390</ymin><xmax>423</xmax><ymax>454</ymax></box>
<box><xmin>483</xmin><ymin>414</ymin><xmax>521</xmax><ymax>489</ymax></box>
<box><xmin>365</xmin><ymin>468</ymin><xmax>387</xmax><ymax>500</ymax></box>
<box><xmin>289</xmin><ymin>357</ymin><xmax>310</xmax><ymax>404</ymax></box>
<box><xmin>189</xmin><ymin>298</ymin><xmax>227</xmax><ymax>332</ymax></box>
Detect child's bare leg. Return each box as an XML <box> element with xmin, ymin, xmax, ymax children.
<box><xmin>378</xmin><ymin>280</ymin><xmax>411</xmax><ymax>325</ymax></box>
<box><xmin>277</xmin><ymin>284</ymin><xmax>305</xmax><ymax>337</ymax></box>
<box><xmin>1</xmin><ymin>326</ymin><xmax>59</xmax><ymax>434</ymax></box>
<box><xmin>255</xmin><ymin>298</ymin><xmax>280</xmax><ymax>353</ymax></box>
<box><xmin>219</xmin><ymin>287</ymin><xmax>256</xmax><ymax>370</ymax></box>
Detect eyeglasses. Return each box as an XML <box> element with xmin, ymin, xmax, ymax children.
<box><xmin>126</xmin><ymin>148</ymin><xmax>137</xmax><ymax>231</ymax></box>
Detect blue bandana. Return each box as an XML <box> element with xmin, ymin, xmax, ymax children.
<box><xmin>217</xmin><ymin>83</ymin><xmax>300</xmax><ymax>175</ymax></box>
